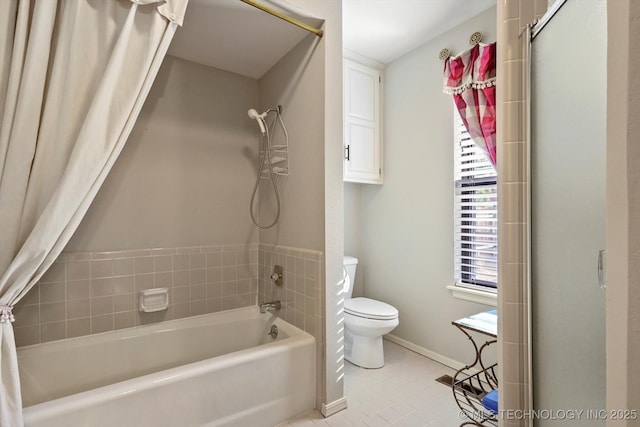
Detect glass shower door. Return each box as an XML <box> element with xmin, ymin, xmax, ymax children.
<box><xmin>531</xmin><ymin>0</ymin><xmax>606</xmax><ymax>425</ymax></box>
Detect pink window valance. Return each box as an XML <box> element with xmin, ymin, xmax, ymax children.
<box><xmin>444</xmin><ymin>42</ymin><xmax>497</xmax><ymax>166</ymax></box>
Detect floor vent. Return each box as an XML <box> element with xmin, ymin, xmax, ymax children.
<box><xmin>435</xmin><ymin>374</ymin><xmax>485</xmax><ymax>400</ymax></box>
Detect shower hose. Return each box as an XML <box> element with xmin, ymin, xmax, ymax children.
<box><xmin>249</xmin><ymin>108</ymin><xmax>288</xmax><ymax>229</ymax></box>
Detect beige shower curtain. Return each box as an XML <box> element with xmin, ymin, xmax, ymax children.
<box><xmin>0</xmin><ymin>1</ymin><xmax>188</xmax><ymax>425</ymax></box>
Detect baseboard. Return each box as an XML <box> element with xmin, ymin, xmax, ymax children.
<box><xmin>321</xmin><ymin>396</ymin><xmax>348</xmax><ymax>417</ymax></box>
<box><xmin>384</xmin><ymin>334</ymin><xmax>470</xmax><ymax>372</ymax></box>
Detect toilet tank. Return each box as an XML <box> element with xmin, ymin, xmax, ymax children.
<box><xmin>343</xmin><ymin>256</ymin><xmax>358</xmax><ymax>299</ymax></box>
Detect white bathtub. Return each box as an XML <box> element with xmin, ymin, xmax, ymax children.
<box><xmin>18</xmin><ymin>306</ymin><xmax>316</xmax><ymax>427</ymax></box>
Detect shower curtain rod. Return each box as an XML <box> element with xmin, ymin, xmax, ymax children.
<box><xmin>240</xmin><ymin>0</ymin><xmax>324</xmax><ymax>38</ymax></box>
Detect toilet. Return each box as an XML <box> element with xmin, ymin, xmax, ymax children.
<box><xmin>343</xmin><ymin>256</ymin><xmax>399</xmax><ymax>369</ymax></box>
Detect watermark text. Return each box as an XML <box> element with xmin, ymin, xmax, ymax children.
<box><xmin>459</xmin><ymin>409</ymin><xmax>638</xmax><ymax>421</ymax></box>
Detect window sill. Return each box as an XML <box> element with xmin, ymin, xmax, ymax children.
<box><xmin>447</xmin><ymin>284</ymin><xmax>497</xmax><ymax>307</ymax></box>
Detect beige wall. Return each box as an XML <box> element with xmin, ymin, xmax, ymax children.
<box><xmin>303</xmin><ymin>0</ymin><xmax>346</xmax><ymax>412</ymax></box>
<box><xmin>257</xmin><ymin>34</ymin><xmax>326</xmax><ymax>251</ymax></box>
<box><xmin>606</xmin><ymin>0</ymin><xmax>640</xmax><ymax>422</ymax></box>
<box><xmin>344</xmin><ymin>8</ymin><xmax>497</xmax><ymax>364</ymax></box>
<box><xmin>257</xmin><ymin>28</ymin><xmax>331</xmax><ymax>411</ymax></box>
<box><xmin>256</xmin><ymin>0</ymin><xmax>345</xmax><ymax>410</ymax></box>
<box><xmin>66</xmin><ymin>56</ymin><xmax>260</xmax><ymax>252</ymax></box>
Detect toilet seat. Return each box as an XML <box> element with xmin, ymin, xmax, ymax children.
<box><xmin>344</xmin><ymin>297</ymin><xmax>398</xmax><ymax>320</ymax></box>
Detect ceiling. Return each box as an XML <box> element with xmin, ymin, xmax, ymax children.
<box><xmin>168</xmin><ymin>0</ymin><xmax>323</xmax><ymax>79</ymax></box>
<box><xmin>167</xmin><ymin>0</ymin><xmax>496</xmax><ymax>79</ymax></box>
<box><xmin>343</xmin><ymin>0</ymin><xmax>496</xmax><ymax>64</ymax></box>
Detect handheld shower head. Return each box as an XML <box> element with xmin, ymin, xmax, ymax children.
<box><xmin>247</xmin><ymin>109</ymin><xmax>261</xmax><ymax>119</ymax></box>
<box><xmin>248</xmin><ymin>108</ymin><xmax>266</xmax><ymax>135</ymax></box>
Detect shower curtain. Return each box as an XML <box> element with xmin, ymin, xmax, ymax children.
<box><xmin>0</xmin><ymin>1</ymin><xmax>188</xmax><ymax>424</ymax></box>
<box><xmin>443</xmin><ymin>42</ymin><xmax>497</xmax><ymax>166</ymax></box>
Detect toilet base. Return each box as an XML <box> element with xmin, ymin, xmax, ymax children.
<box><xmin>344</xmin><ymin>331</ymin><xmax>385</xmax><ymax>369</ymax></box>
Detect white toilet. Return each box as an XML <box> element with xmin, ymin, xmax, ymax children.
<box><xmin>343</xmin><ymin>256</ymin><xmax>399</xmax><ymax>369</ymax></box>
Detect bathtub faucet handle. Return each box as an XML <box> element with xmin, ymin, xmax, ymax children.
<box><xmin>271</xmin><ymin>265</ymin><xmax>284</xmax><ymax>286</ymax></box>
<box><xmin>260</xmin><ymin>300</ymin><xmax>281</xmax><ymax>313</ymax></box>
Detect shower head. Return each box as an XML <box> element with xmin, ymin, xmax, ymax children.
<box><xmin>247</xmin><ymin>108</ymin><xmax>263</xmax><ymax>119</ymax></box>
<box><xmin>248</xmin><ymin>108</ymin><xmax>266</xmax><ymax>135</ymax></box>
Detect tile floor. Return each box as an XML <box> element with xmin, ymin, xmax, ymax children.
<box><xmin>278</xmin><ymin>340</ymin><xmax>464</xmax><ymax>427</ymax></box>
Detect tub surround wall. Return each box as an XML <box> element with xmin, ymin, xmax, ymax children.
<box><xmin>64</xmin><ymin>56</ymin><xmax>260</xmax><ymax>253</ymax></box>
<box><xmin>257</xmin><ymin>244</ymin><xmax>323</xmax><ymax>337</ymax></box>
<box><xmin>257</xmin><ymin>34</ymin><xmax>326</xmax><ymax>251</ymax></box>
<box><xmin>13</xmin><ymin>242</ymin><xmax>324</xmax><ymax>349</ymax></box>
<box><xmin>12</xmin><ymin>44</ymin><xmax>330</xmax><ymax>345</ymax></box>
<box><xmin>13</xmin><ymin>244</ymin><xmax>258</xmax><ymax>347</ymax></box>
<box><xmin>258</xmin><ymin>243</ymin><xmax>326</xmax><ymax>413</ymax></box>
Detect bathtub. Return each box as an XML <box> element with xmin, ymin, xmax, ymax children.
<box><xmin>18</xmin><ymin>306</ymin><xmax>316</xmax><ymax>427</ymax></box>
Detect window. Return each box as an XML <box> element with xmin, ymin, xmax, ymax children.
<box><xmin>453</xmin><ymin>109</ymin><xmax>498</xmax><ymax>290</ymax></box>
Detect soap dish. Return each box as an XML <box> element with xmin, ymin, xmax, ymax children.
<box><xmin>139</xmin><ymin>288</ymin><xmax>169</xmax><ymax>312</ymax></box>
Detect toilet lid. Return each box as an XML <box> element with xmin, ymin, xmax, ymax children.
<box><xmin>344</xmin><ymin>297</ymin><xmax>398</xmax><ymax>320</ymax></box>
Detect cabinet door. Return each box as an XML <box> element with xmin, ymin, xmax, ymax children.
<box><xmin>344</xmin><ymin>59</ymin><xmax>382</xmax><ymax>184</ymax></box>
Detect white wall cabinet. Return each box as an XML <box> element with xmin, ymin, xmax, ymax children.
<box><xmin>343</xmin><ymin>56</ymin><xmax>383</xmax><ymax>184</ymax></box>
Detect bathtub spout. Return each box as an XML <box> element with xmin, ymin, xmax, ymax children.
<box><xmin>260</xmin><ymin>301</ymin><xmax>281</xmax><ymax>313</ymax></box>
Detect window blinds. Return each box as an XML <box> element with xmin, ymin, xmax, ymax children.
<box><xmin>454</xmin><ymin>110</ymin><xmax>498</xmax><ymax>288</ymax></box>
